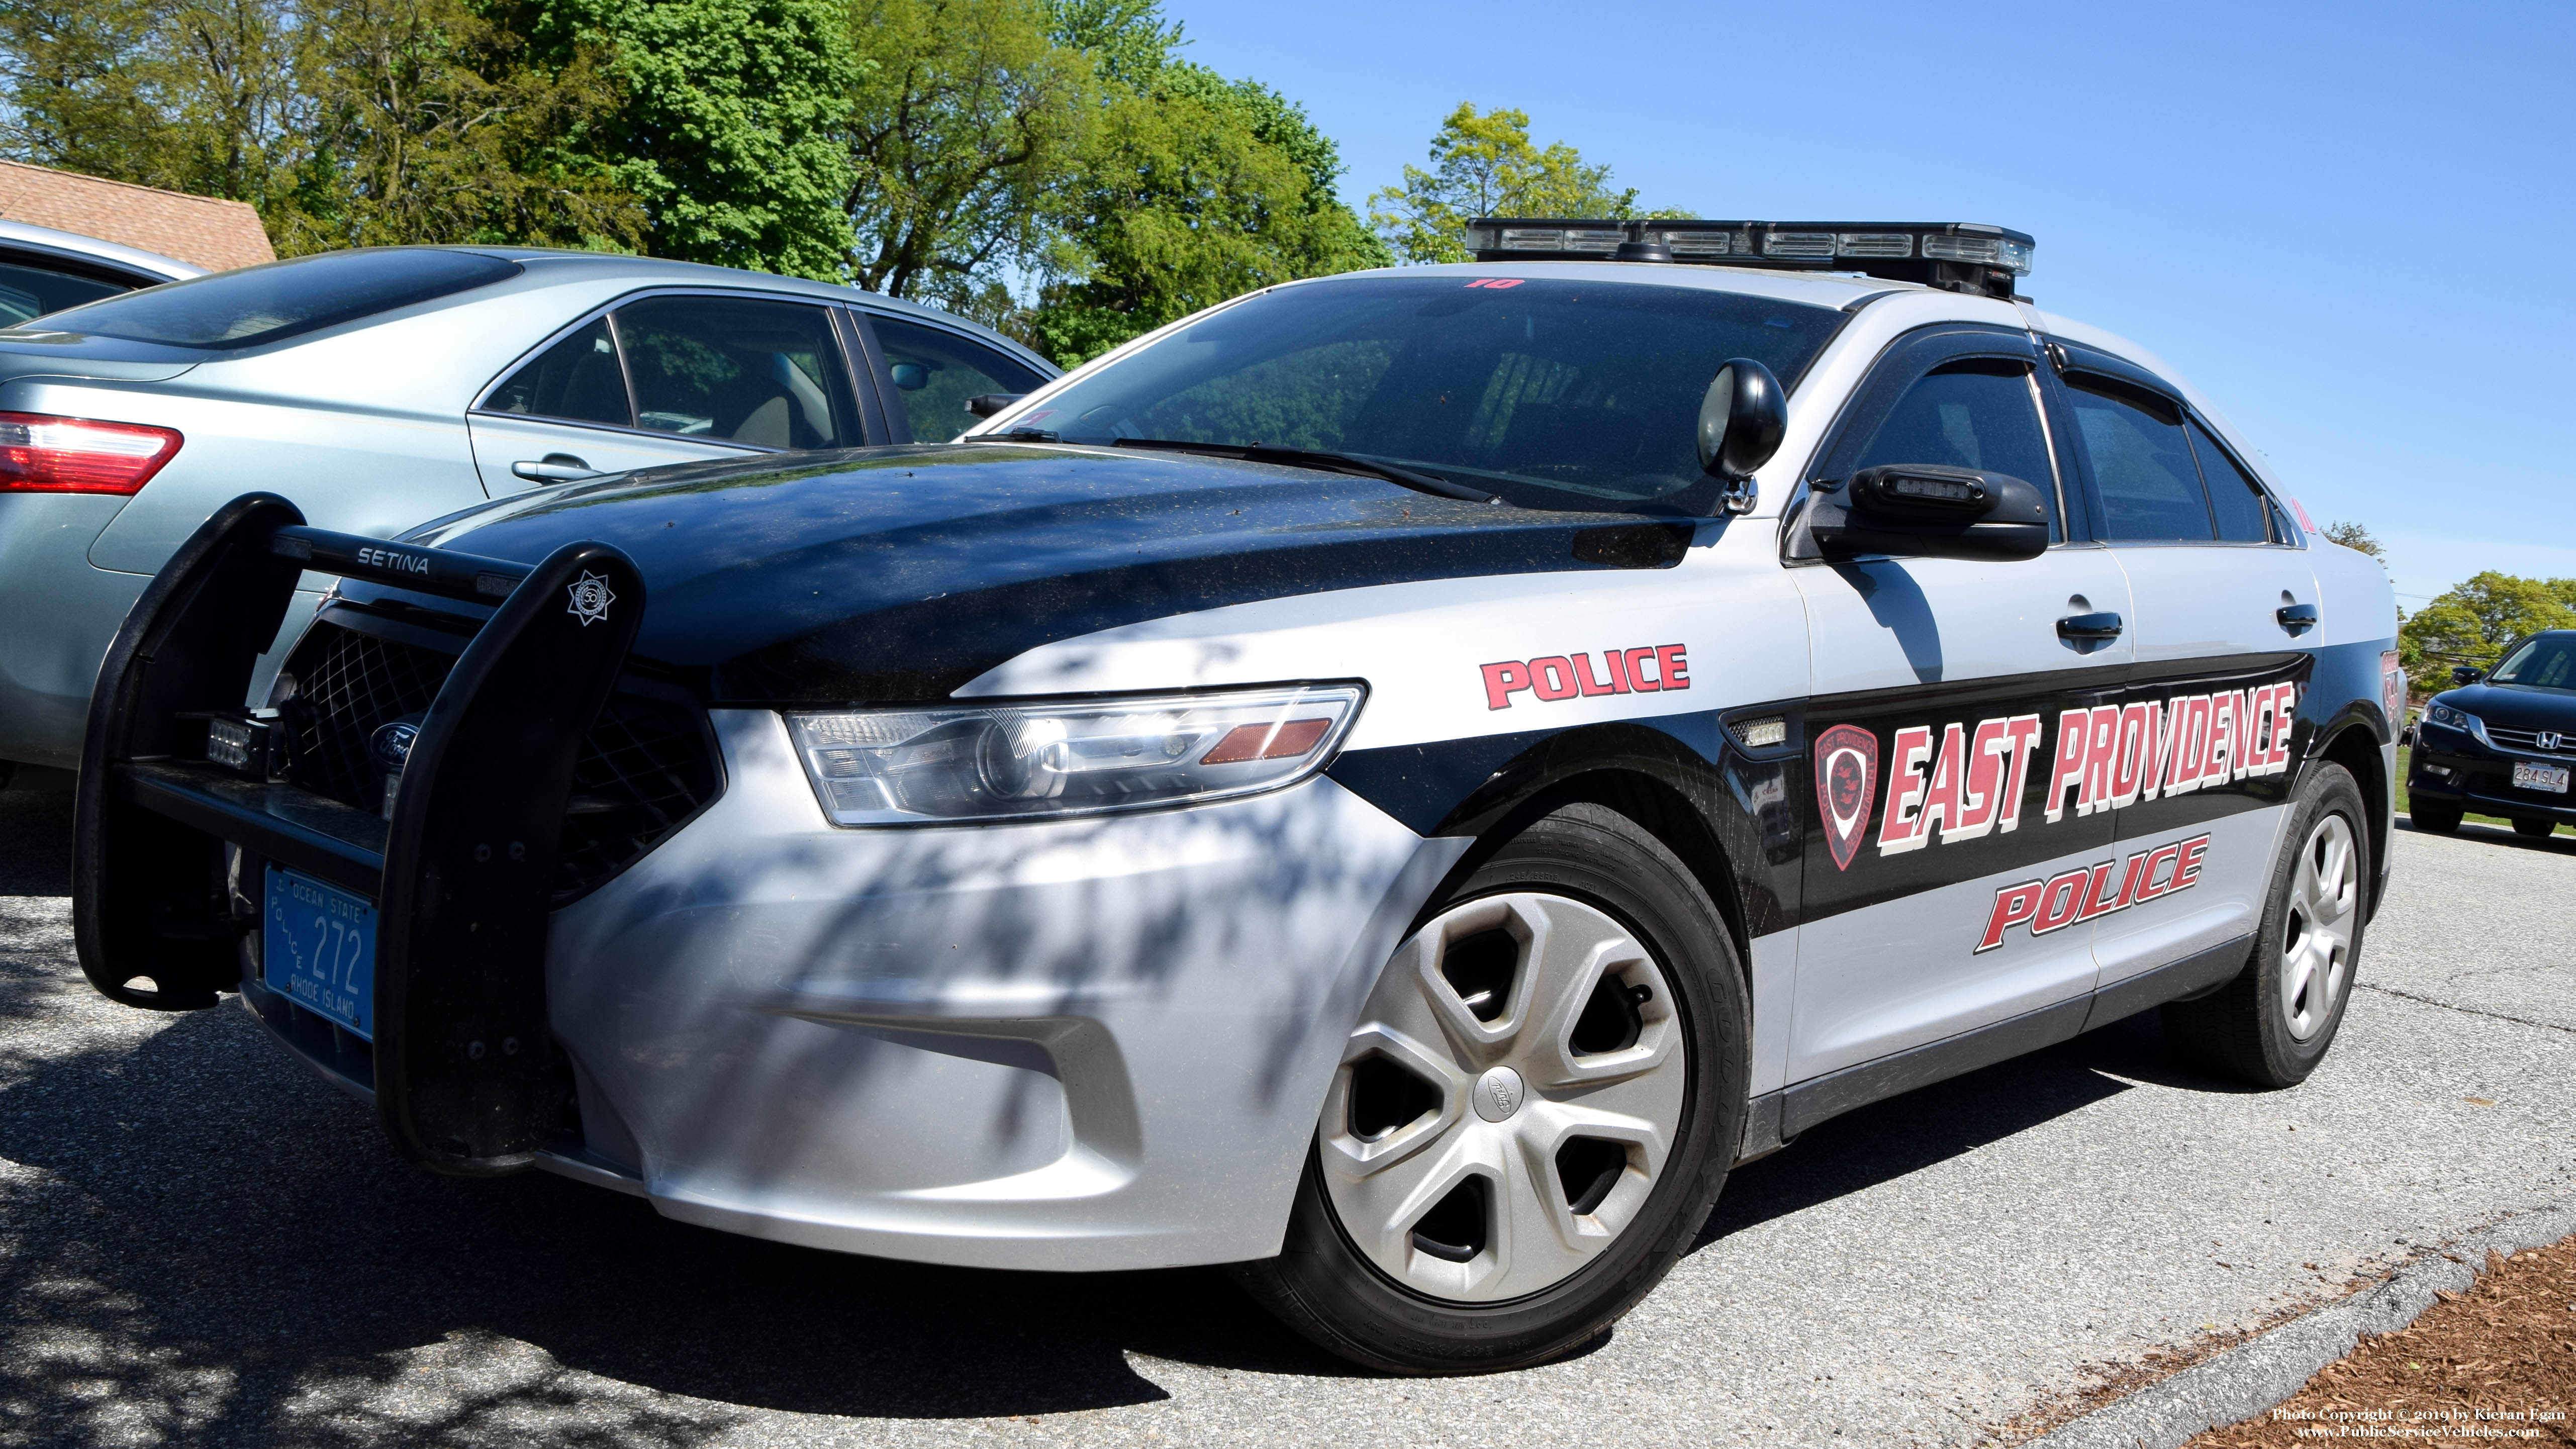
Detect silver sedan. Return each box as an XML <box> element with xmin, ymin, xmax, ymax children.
<box><xmin>0</xmin><ymin>247</ymin><xmax>1055</xmax><ymax>775</ymax></box>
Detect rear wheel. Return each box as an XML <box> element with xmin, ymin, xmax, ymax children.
<box><xmin>2164</xmin><ymin>762</ymin><xmax>2369</xmax><ymax>1087</ymax></box>
<box><xmin>2513</xmin><ymin>817</ymin><xmax>2558</xmax><ymax>839</ymax></box>
<box><xmin>1235</xmin><ymin>802</ymin><xmax>1748</xmax><ymax>1374</ymax></box>
<box><xmin>2408</xmin><ymin>803</ymin><xmax>2460</xmax><ymax>834</ymax></box>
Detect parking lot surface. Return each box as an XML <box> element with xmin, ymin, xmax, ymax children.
<box><xmin>2</xmin><ymin>783</ymin><xmax>2569</xmax><ymax>1448</ymax></box>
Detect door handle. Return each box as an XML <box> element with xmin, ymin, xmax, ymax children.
<box><xmin>2057</xmin><ymin>610</ymin><xmax>2124</xmax><ymax>641</ymax></box>
<box><xmin>511</xmin><ymin>453</ymin><xmax>603</xmax><ymax>484</ymax></box>
<box><xmin>2276</xmin><ymin>602</ymin><xmax>2319</xmax><ymax>633</ymax></box>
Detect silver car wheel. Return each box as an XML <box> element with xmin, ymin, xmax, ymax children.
<box><xmin>2279</xmin><ymin>813</ymin><xmax>2357</xmax><ymax>1042</ymax></box>
<box><xmin>1317</xmin><ymin>892</ymin><xmax>1688</xmax><ymax>1304</ymax></box>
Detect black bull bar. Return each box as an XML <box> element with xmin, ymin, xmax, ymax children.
<box><xmin>73</xmin><ymin>492</ymin><xmax>645</xmax><ymax>1177</ymax></box>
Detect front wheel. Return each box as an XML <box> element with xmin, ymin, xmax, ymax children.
<box><xmin>2512</xmin><ymin>817</ymin><xmax>2558</xmax><ymax>839</ymax></box>
<box><xmin>2164</xmin><ymin>761</ymin><xmax>2370</xmax><ymax>1087</ymax></box>
<box><xmin>1234</xmin><ymin>802</ymin><xmax>1748</xmax><ymax>1374</ymax></box>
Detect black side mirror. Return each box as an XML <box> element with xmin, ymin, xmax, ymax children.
<box><xmin>1810</xmin><ymin>464</ymin><xmax>2050</xmax><ymax>562</ymax></box>
<box><xmin>2451</xmin><ymin>665</ymin><xmax>2483</xmax><ymax>686</ymax></box>
<box><xmin>966</xmin><ymin>393</ymin><xmax>1022</xmax><ymax>419</ymax></box>
<box><xmin>1697</xmin><ymin>358</ymin><xmax>1786</xmax><ymax>513</ymax></box>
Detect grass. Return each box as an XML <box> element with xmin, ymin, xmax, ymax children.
<box><xmin>2394</xmin><ymin>745</ymin><xmax>2571</xmax><ymax>836</ymax></box>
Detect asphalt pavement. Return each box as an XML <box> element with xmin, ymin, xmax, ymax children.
<box><xmin>2</xmin><ymin>780</ymin><xmax>2569</xmax><ymax>1448</ymax></box>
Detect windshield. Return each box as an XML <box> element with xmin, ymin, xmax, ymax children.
<box><xmin>1007</xmin><ymin>274</ymin><xmax>1845</xmax><ymax>515</ymax></box>
<box><xmin>2491</xmin><ymin>634</ymin><xmax>2576</xmax><ymax>692</ymax></box>
<box><xmin>20</xmin><ymin>248</ymin><xmax>520</xmax><ymax>350</ymax></box>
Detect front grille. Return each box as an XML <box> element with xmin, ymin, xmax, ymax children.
<box><xmin>2487</xmin><ymin>726</ymin><xmax>2576</xmax><ymax>758</ymax></box>
<box><xmin>275</xmin><ymin>620</ymin><xmax>721</xmax><ymax>900</ymax></box>
<box><xmin>284</xmin><ymin>624</ymin><xmax>449</xmax><ymax>808</ymax></box>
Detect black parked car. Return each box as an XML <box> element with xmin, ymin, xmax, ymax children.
<box><xmin>2408</xmin><ymin>630</ymin><xmax>2576</xmax><ymax>838</ymax></box>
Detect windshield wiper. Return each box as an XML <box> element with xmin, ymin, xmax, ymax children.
<box><xmin>1109</xmin><ymin>438</ymin><xmax>1502</xmax><ymax>505</ymax></box>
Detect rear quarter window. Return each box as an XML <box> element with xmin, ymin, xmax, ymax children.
<box><xmin>28</xmin><ymin>248</ymin><xmax>520</xmax><ymax>350</ymax></box>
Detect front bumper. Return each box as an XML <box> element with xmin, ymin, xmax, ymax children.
<box><xmin>2408</xmin><ymin>726</ymin><xmax>2576</xmax><ymax>825</ymax></box>
<box><xmin>532</xmin><ymin>710</ymin><xmax>1461</xmax><ymax>1271</ymax></box>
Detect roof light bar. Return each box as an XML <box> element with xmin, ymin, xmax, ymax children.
<box><xmin>1464</xmin><ymin>219</ymin><xmax>2037</xmax><ymax>299</ymax></box>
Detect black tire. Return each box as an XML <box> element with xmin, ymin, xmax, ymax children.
<box><xmin>1233</xmin><ymin>801</ymin><xmax>1749</xmax><ymax>1375</ymax></box>
<box><xmin>2164</xmin><ymin>761</ymin><xmax>2370</xmax><ymax>1088</ymax></box>
<box><xmin>2512</xmin><ymin>817</ymin><xmax>2558</xmax><ymax>839</ymax></box>
<box><xmin>2408</xmin><ymin>804</ymin><xmax>2460</xmax><ymax>834</ymax></box>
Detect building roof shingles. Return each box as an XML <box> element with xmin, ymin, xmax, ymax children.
<box><xmin>0</xmin><ymin>160</ymin><xmax>275</xmax><ymax>272</ymax></box>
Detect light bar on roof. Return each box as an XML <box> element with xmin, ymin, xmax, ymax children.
<box><xmin>1465</xmin><ymin>218</ymin><xmax>2038</xmax><ymax>299</ymax></box>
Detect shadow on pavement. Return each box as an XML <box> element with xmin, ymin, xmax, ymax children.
<box><xmin>1697</xmin><ymin>1009</ymin><xmax>2253</xmax><ymax>1249</ymax></box>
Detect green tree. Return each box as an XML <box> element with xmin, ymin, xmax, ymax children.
<box><xmin>1368</xmin><ymin>103</ymin><xmax>1683</xmax><ymax>264</ymax></box>
<box><xmin>3</xmin><ymin>0</ymin><xmax>641</xmax><ymax>253</ymax></box>
<box><xmin>1025</xmin><ymin>55</ymin><xmax>1387</xmax><ymax>363</ymax></box>
<box><xmin>2322</xmin><ymin>521</ymin><xmax>2382</xmax><ymax>559</ymax></box>
<box><xmin>840</xmin><ymin>0</ymin><xmax>1093</xmax><ymax>297</ymax></box>
<box><xmin>2399</xmin><ymin>571</ymin><xmax>2576</xmax><ymax>697</ymax></box>
<box><xmin>283</xmin><ymin>0</ymin><xmax>640</xmax><ymax>252</ymax></box>
<box><xmin>523</xmin><ymin>0</ymin><xmax>855</xmax><ymax>276</ymax></box>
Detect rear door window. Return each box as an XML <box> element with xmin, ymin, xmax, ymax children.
<box><xmin>614</xmin><ymin>296</ymin><xmax>861</xmax><ymax>448</ymax></box>
<box><xmin>482</xmin><ymin>318</ymin><xmax>630</xmax><ymax>427</ymax></box>
<box><xmin>2066</xmin><ymin>379</ymin><xmax>2215</xmax><ymax>541</ymax></box>
<box><xmin>2186</xmin><ymin>420</ymin><xmax>2275</xmax><ymax>543</ymax></box>
<box><xmin>871</xmin><ymin>315</ymin><xmax>1047</xmax><ymax>443</ymax></box>
<box><xmin>1846</xmin><ymin>357</ymin><xmax>2063</xmax><ymax>541</ymax></box>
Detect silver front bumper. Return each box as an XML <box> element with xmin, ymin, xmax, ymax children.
<box><xmin>537</xmin><ymin>709</ymin><xmax>1466</xmax><ymax>1271</ymax></box>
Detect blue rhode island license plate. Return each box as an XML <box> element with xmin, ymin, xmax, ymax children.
<box><xmin>262</xmin><ymin>866</ymin><xmax>376</xmax><ymax>1039</ymax></box>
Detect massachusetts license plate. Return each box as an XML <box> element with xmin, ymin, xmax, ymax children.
<box><xmin>2513</xmin><ymin>759</ymin><xmax>2571</xmax><ymax>795</ymax></box>
<box><xmin>263</xmin><ymin>866</ymin><xmax>376</xmax><ymax>1039</ymax></box>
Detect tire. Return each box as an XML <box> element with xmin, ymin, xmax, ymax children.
<box><xmin>1234</xmin><ymin>801</ymin><xmax>1749</xmax><ymax>1375</ymax></box>
<box><xmin>2163</xmin><ymin>761</ymin><xmax>2370</xmax><ymax>1088</ymax></box>
<box><xmin>2512</xmin><ymin>818</ymin><xmax>2558</xmax><ymax>839</ymax></box>
<box><xmin>2408</xmin><ymin>804</ymin><xmax>2460</xmax><ymax>834</ymax></box>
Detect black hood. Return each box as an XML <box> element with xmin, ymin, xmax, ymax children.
<box><xmin>395</xmin><ymin>443</ymin><xmax>1693</xmax><ymax>705</ymax></box>
<box><xmin>2437</xmin><ymin>681</ymin><xmax>2576</xmax><ymax>733</ymax></box>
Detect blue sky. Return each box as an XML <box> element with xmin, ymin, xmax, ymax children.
<box><xmin>1164</xmin><ymin>0</ymin><xmax>2575</xmax><ymax>610</ymax></box>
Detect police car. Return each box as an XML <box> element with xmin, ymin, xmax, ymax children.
<box><xmin>73</xmin><ymin>218</ymin><xmax>2401</xmax><ymax>1375</ymax></box>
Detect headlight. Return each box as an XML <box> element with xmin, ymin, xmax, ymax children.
<box><xmin>2425</xmin><ymin>702</ymin><xmax>2478</xmax><ymax>733</ymax></box>
<box><xmin>786</xmin><ymin>684</ymin><xmax>1365</xmax><ymax>825</ymax></box>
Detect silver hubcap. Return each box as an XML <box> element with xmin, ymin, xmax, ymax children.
<box><xmin>1317</xmin><ymin>893</ymin><xmax>1687</xmax><ymax>1303</ymax></box>
<box><xmin>2279</xmin><ymin>813</ymin><xmax>2358</xmax><ymax>1041</ymax></box>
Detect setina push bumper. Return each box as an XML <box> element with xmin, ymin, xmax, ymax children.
<box><xmin>73</xmin><ymin>491</ymin><xmax>647</xmax><ymax>1176</ymax></box>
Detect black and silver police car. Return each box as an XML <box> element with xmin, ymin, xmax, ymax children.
<box><xmin>76</xmin><ymin>218</ymin><xmax>2401</xmax><ymax>1374</ymax></box>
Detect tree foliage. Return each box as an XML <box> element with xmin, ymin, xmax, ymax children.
<box><xmin>2399</xmin><ymin>571</ymin><xmax>2576</xmax><ymax>697</ymax></box>
<box><xmin>1</xmin><ymin>0</ymin><xmax>641</xmax><ymax>252</ymax></box>
<box><xmin>2321</xmin><ymin>520</ymin><xmax>2383</xmax><ymax>559</ymax></box>
<box><xmin>1367</xmin><ymin>103</ymin><xmax>1684</xmax><ymax>264</ymax></box>
<box><xmin>1018</xmin><ymin>12</ymin><xmax>1386</xmax><ymax>363</ymax></box>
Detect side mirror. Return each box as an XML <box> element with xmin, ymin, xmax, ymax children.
<box><xmin>1697</xmin><ymin>358</ymin><xmax>1786</xmax><ymax>513</ymax></box>
<box><xmin>2451</xmin><ymin>665</ymin><xmax>2483</xmax><ymax>686</ymax></box>
<box><xmin>1810</xmin><ymin>464</ymin><xmax>2050</xmax><ymax>562</ymax></box>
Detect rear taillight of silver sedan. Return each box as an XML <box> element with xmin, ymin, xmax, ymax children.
<box><xmin>0</xmin><ymin>411</ymin><xmax>183</xmax><ymax>494</ymax></box>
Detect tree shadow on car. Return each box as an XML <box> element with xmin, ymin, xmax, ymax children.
<box><xmin>1692</xmin><ymin>1010</ymin><xmax>2252</xmax><ymax>1251</ymax></box>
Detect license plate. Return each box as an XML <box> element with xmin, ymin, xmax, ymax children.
<box><xmin>263</xmin><ymin>866</ymin><xmax>376</xmax><ymax>1039</ymax></box>
<box><xmin>2513</xmin><ymin>759</ymin><xmax>2571</xmax><ymax>795</ymax></box>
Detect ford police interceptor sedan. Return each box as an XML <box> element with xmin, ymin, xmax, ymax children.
<box><xmin>74</xmin><ymin>219</ymin><xmax>2401</xmax><ymax>1375</ymax></box>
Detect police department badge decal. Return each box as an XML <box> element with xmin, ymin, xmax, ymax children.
<box><xmin>1814</xmin><ymin>723</ymin><xmax>1878</xmax><ymax>872</ymax></box>
<box><xmin>565</xmin><ymin>570</ymin><xmax>616</xmax><ymax>627</ymax></box>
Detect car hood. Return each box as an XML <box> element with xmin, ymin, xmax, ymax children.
<box><xmin>392</xmin><ymin>442</ymin><xmax>1691</xmax><ymax>704</ymax></box>
<box><xmin>2438</xmin><ymin>683</ymin><xmax>2576</xmax><ymax>733</ymax></box>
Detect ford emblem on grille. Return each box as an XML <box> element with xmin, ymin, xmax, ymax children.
<box><xmin>369</xmin><ymin>720</ymin><xmax>420</xmax><ymax>774</ymax></box>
